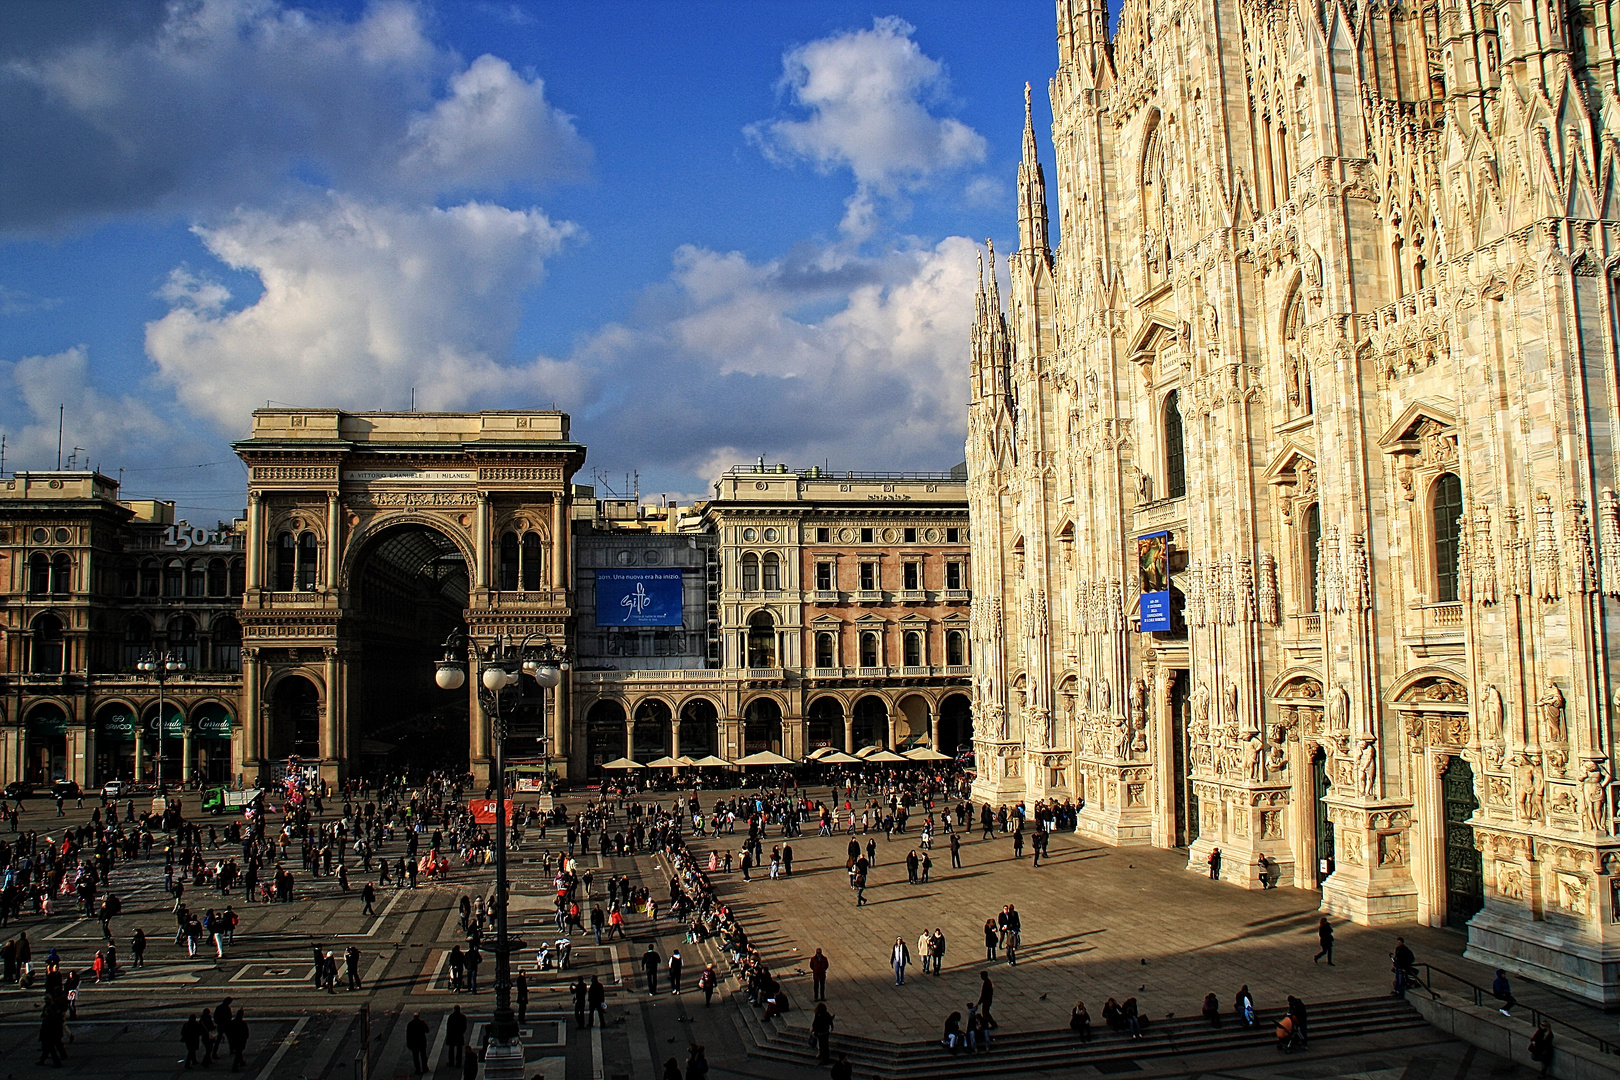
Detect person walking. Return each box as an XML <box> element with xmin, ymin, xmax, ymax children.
<box><xmin>699</xmin><ymin>963</ymin><xmax>717</xmax><ymax>1006</ymax></box>
<box><xmin>226</xmin><ymin>1008</ymin><xmax>249</xmax><ymax>1071</ymax></box>
<box><xmin>642</xmin><ymin>944</ymin><xmax>661</xmax><ymax>994</ymax></box>
<box><xmin>906</xmin><ymin>850</ymin><xmax>920</xmax><ymax>885</ymax></box>
<box><xmin>977</xmin><ymin>971</ymin><xmax>998</xmax><ymax>1028</ymax></box>
<box><xmin>809</xmin><ymin>948</ymin><xmax>828</xmax><ymax>1001</ymax></box>
<box><xmin>38</xmin><ymin>1002</ymin><xmax>67</xmax><ymax>1067</ymax></box>
<box><xmin>1528</xmin><ymin>1020</ymin><xmax>1554</xmax><ymax>1076</ymax></box>
<box><xmin>1208</xmin><ymin>847</ymin><xmax>1222</xmax><ymax>879</ymax></box>
<box><xmin>890</xmin><ymin>936</ymin><xmax>909</xmax><ymax>986</ymax></box>
<box><xmin>668</xmin><ymin>948</ymin><xmax>683</xmax><ymax>993</ymax></box>
<box><xmin>345</xmin><ymin>946</ymin><xmax>362</xmax><ymax>990</ymax></box>
<box><xmin>983</xmin><ymin>918</ymin><xmax>997</xmax><ymax>961</ymax></box>
<box><xmin>929</xmin><ymin>929</ymin><xmax>945</xmax><ymax>976</ymax></box>
<box><xmin>1391</xmin><ymin>937</ymin><xmax>1416</xmax><ymax>997</ymax></box>
<box><xmin>361</xmin><ymin>882</ymin><xmax>376</xmax><ymax>916</ymax></box>
<box><xmin>181</xmin><ymin>1013</ymin><xmax>205</xmax><ymax>1069</ymax></box>
<box><xmin>950</xmin><ymin>833</ymin><xmax>962</xmax><ymax>869</ymax></box>
<box><xmin>131</xmin><ymin>928</ymin><xmax>147</xmax><ymax>969</ymax></box>
<box><xmin>811</xmin><ymin>1003</ymin><xmax>835</xmax><ymax>1063</ymax></box>
<box><xmin>588</xmin><ymin>975</ymin><xmax>608</xmax><ymax>1027</ymax></box>
<box><xmin>916</xmin><ymin>930</ymin><xmax>933</xmax><ymax>976</ymax></box>
<box><xmin>516</xmin><ymin>972</ymin><xmax>530</xmax><ymax>1022</ymax></box>
<box><xmin>571</xmin><ymin>977</ymin><xmax>588</xmax><ymax>1028</ymax></box>
<box><xmin>1313</xmin><ymin>917</ymin><xmax>1334</xmax><ymax>964</ymax></box>
<box><xmin>1491</xmin><ymin>970</ymin><xmax>1516</xmax><ymax>1016</ymax></box>
<box><xmin>445</xmin><ymin>1005</ymin><xmax>467</xmax><ymax>1067</ymax></box>
<box><xmin>405</xmin><ymin>1013</ymin><xmax>430</xmax><ymax>1075</ymax></box>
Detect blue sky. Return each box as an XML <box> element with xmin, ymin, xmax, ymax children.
<box><xmin>0</xmin><ymin>0</ymin><xmax>1057</xmax><ymax>521</ymax></box>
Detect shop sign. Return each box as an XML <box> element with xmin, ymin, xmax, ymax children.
<box><xmin>196</xmin><ymin>713</ymin><xmax>235</xmax><ymax>738</ymax></box>
<box><xmin>27</xmin><ymin>710</ymin><xmax>69</xmax><ymax>735</ymax></box>
<box><xmin>100</xmin><ymin>713</ymin><xmax>137</xmax><ymax>738</ymax></box>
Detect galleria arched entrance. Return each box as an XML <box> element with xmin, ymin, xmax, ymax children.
<box><xmin>235</xmin><ymin>409</ymin><xmax>585</xmax><ymax>784</ymax></box>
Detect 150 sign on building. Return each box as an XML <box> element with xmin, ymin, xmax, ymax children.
<box><xmin>595</xmin><ymin>569</ymin><xmax>684</xmax><ymax>627</ymax></box>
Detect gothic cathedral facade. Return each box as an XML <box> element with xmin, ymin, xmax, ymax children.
<box><xmin>967</xmin><ymin>0</ymin><xmax>1620</xmax><ymax>1002</ymax></box>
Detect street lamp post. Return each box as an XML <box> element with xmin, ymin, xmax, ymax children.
<box><xmin>137</xmin><ymin>648</ymin><xmax>186</xmax><ymax>808</ymax></box>
<box><xmin>433</xmin><ymin>628</ymin><xmax>567</xmax><ymax>1079</ymax></box>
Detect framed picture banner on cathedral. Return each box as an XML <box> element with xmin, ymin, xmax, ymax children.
<box><xmin>1138</xmin><ymin>531</ymin><xmax>1172</xmax><ymax>632</ymax></box>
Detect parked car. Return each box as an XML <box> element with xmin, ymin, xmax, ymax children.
<box><xmin>101</xmin><ymin>779</ymin><xmax>126</xmax><ymax>798</ymax></box>
<box><xmin>51</xmin><ymin>780</ymin><xmax>81</xmax><ymax>799</ymax></box>
<box><xmin>3</xmin><ymin>781</ymin><xmax>35</xmax><ymax>799</ymax></box>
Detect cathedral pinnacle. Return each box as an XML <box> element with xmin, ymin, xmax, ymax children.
<box><xmin>1016</xmin><ymin>86</ymin><xmax>1050</xmax><ymax>260</ymax></box>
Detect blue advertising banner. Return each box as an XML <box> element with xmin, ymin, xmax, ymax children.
<box><xmin>1138</xmin><ymin>531</ymin><xmax>1173</xmax><ymax>633</ymax></box>
<box><xmin>596</xmin><ymin>569</ymin><xmax>685</xmax><ymax>627</ymax></box>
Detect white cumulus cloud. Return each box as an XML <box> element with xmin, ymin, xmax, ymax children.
<box><xmin>145</xmin><ymin>195</ymin><xmax>583</xmax><ymax>428</ymax></box>
<box><xmin>0</xmin><ymin>0</ymin><xmax>590</xmax><ymax>230</ymax></box>
<box><xmin>569</xmin><ymin>234</ymin><xmax>979</xmax><ymax>479</ymax></box>
<box><xmin>0</xmin><ymin>346</ymin><xmax>170</xmax><ymax>467</ymax></box>
<box><xmin>747</xmin><ymin>16</ymin><xmax>986</xmax><ymax>235</ymax></box>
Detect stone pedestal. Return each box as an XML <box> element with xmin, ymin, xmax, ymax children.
<box><xmin>1319</xmin><ymin>800</ymin><xmax>1419</xmax><ymax>924</ymax></box>
<box><xmin>1466</xmin><ymin>824</ymin><xmax>1620</xmax><ymax>1006</ymax></box>
<box><xmin>971</xmin><ymin>739</ymin><xmax>1030</xmax><ymax>807</ymax></box>
<box><xmin>480</xmin><ymin>1038</ymin><xmax>525</xmax><ymax>1080</ymax></box>
<box><xmin>1073</xmin><ymin>761</ymin><xmax>1155</xmax><ymax>844</ymax></box>
<box><xmin>1183</xmin><ymin>781</ymin><xmax>1293</xmax><ymax>888</ymax></box>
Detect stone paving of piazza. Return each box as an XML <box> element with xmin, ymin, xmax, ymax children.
<box><xmin>0</xmin><ymin>784</ymin><xmax>1604</xmax><ymax>1080</ymax></box>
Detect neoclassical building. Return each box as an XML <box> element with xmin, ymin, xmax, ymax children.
<box><xmin>573</xmin><ymin>464</ymin><xmax>972</xmax><ymax>773</ymax></box>
<box><xmin>968</xmin><ymin>0</ymin><xmax>1620</xmax><ymax>1001</ymax></box>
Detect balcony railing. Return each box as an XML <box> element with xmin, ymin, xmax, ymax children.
<box><xmin>1291</xmin><ymin>613</ymin><xmax>1322</xmax><ymax>636</ymax></box>
<box><xmin>854</xmin><ymin>590</ymin><xmax>883</xmax><ymax>602</ymax></box>
<box><xmin>898</xmin><ymin>589</ymin><xmax>926</xmax><ymax>601</ymax></box>
<box><xmin>856</xmin><ymin>666</ymin><xmax>888</xmax><ymax>677</ymax></box>
<box><xmin>1414</xmin><ymin>602</ymin><xmax>1465</xmax><ymax>630</ymax></box>
<box><xmin>943</xmin><ymin>589</ymin><xmax>970</xmax><ymax>601</ymax></box>
<box><xmin>813</xmin><ymin>589</ymin><xmax>839</xmax><ymax>602</ymax></box>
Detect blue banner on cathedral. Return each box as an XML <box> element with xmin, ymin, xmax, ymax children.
<box><xmin>596</xmin><ymin>569</ymin><xmax>684</xmax><ymax>627</ymax></box>
<box><xmin>1138</xmin><ymin>531</ymin><xmax>1172</xmax><ymax>632</ymax></box>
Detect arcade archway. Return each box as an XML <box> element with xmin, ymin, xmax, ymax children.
<box><xmin>939</xmin><ymin>693</ymin><xmax>972</xmax><ymax>753</ymax></box>
<box><xmin>632</xmin><ymin>698</ymin><xmax>673</xmax><ymax>762</ymax></box>
<box><xmin>744</xmin><ymin>697</ymin><xmax>783</xmax><ymax>754</ymax></box>
<box><xmin>678</xmin><ymin>699</ymin><xmax>718</xmax><ymax>758</ymax></box>
<box><xmin>351</xmin><ymin>524</ymin><xmax>471</xmax><ymax>776</ymax></box>
<box><xmin>852</xmin><ymin>694</ymin><xmax>888</xmax><ymax>748</ymax></box>
<box><xmin>806</xmin><ymin>696</ymin><xmax>843</xmax><ymax>750</ymax></box>
<box><xmin>269</xmin><ymin>676</ymin><xmax>320</xmax><ymax>761</ymax></box>
<box><xmin>586</xmin><ymin>700</ymin><xmax>627</xmax><ymax>774</ymax></box>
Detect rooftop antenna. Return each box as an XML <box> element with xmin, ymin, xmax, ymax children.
<box><xmin>410</xmin><ymin>387</ymin><xmax>416</xmax><ymax>412</ymax></box>
<box><xmin>1</xmin><ymin>434</ymin><xmax>7</xmax><ymax>477</ymax></box>
<box><xmin>66</xmin><ymin>446</ymin><xmax>85</xmax><ymax>469</ymax></box>
<box><xmin>57</xmin><ymin>404</ymin><xmax>64</xmax><ymax>469</ymax></box>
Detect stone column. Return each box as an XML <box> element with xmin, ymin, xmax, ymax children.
<box><xmin>671</xmin><ymin>720</ymin><xmax>682</xmax><ymax>762</ymax></box>
<box><xmin>320</xmin><ymin>648</ymin><xmax>341</xmax><ymax>784</ymax></box>
<box><xmin>844</xmin><ymin>715</ymin><xmax>855</xmax><ymax>754</ymax></box>
<box><xmin>475</xmin><ymin>494</ymin><xmax>491</xmax><ymax>591</ymax></box>
<box><xmin>239</xmin><ymin>650</ymin><xmax>260</xmax><ymax>784</ymax></box>
<box><xmin>553</xmin><ymin>674</ymin><xmax>572</xmax><ymax>779</ymax></box>
<box><xmin>325</xmin><ymin>492</ymin><xmax>341</xmax><ymax>590</ymax></box>
<box><xmin>931</xmin><ymin>714</ymin><xmax>941</xmax><ymax>750</ymax></box>
<box><xmin>551</xmin><ymin>494</ymin><xmax>567</xmax><ymax>589</ymax></box>
<box><xmin>132</xmin><ymin>726</ymin><xmax>144</xmax><ymax>782</ymax></box>
<box><xmin>245</xmin><ymin>491</ymin><xmax>263</xmax><ymax>591</ymax></box>
<box><xmin>468</xmin><ymin>676</ymin><xmax>490</xmax><ymax>782</ymax></box>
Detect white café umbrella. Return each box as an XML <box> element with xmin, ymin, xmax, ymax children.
<box><xmin>735</xmin><ymin>750</ymin><xmax>796</xmax><ymax>767</ymax></box>
<box><xmin>599</xmin><ymin>757</ymin><xmax>645</xmax><ymax>770</ymax></box>
<box><xmin>685</xmin><ymin>754</ymin><xmax>737</xmax><ymax>768</ymax></box>
<box><xmin>818</xmin><ymin>751</ymin><xmax>862</xmax><ymax>764</ymax></box>
<box><xmin>642</xmin><ymin>756</ymin><xmax>686</xmax><ymax>769</ymax></box>
<box><xmin>865</xmin><ymin>750</ymin><xmax>910</xmax><ymax>764</ymax></box>
<box><xmin>904</xmin><ymin>746</ymin><xmax>953</xmax><ymax>761</ymax></box>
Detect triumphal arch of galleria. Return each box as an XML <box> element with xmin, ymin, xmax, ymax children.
<box><xmin>235</xmin><ymin>409</ymin><xmax>583</xmax><ymax>788</ymax></box>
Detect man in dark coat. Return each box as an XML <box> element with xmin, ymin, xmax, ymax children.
<box><xmin>405</xmin><ymin>1013</ymin><xmax>430</xmax><ymax>1074</ymax></box>
<box><xmin>446</xmin><ymin>1005</ymin><xmax>467</xmax><ymax>1066</ymax></box>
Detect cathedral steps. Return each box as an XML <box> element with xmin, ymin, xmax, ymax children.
<box><xmin>728</xmin><ymin>993</ymin><xmax>1428</xmax><ymax>1078</ymax></box>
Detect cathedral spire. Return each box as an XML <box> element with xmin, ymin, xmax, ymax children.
<box><xmin>1057</xmin><ymin>0</ymin><xmax>1110</xmax><ymax>75</ymax></box>
<box><xmin>1017</xmin><ymin>84</ymin><xmax>1051</xmax><ymax>261</ymax></box>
